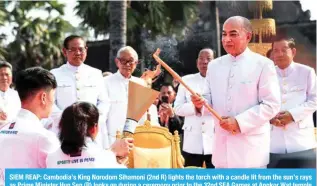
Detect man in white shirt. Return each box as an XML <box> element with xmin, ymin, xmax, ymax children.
<box><xmin>174</xmin><ymin>48</ymin><xmax>215</xmax><ymax>168</ymax></box>
<box><xmin>191</xmin><ymin>16</ymin><xmax>281</xmax><ymax>168</ymax></box>
<box><xmin>0</xmin><ymin>67</ymin><xmax>60</xmax><ymax>184</ymax></box>
<box><xmin>0</xmin><ymin>61</ymin><xmax>21</xmax><ymax>127</ymax></box>
<box><xmin>0</xmin><ymin>68</ymin><xmax>132</xmax><ymax>182</ymax></box>
<box><xmin>104</xmin><ymin>46</ymin><xmax>159</xmax><ymax>145</ymax></box>
<box><xmin>269</xmin><ymin>37</ymin><xmax>316</xmax><ymax>168</ymax></box>
<box><xmin>50</xmin><ymin>35</ymin><xmax>109</xmax><ymax>149</ymax></box>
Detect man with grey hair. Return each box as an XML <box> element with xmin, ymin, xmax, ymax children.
<box><xmin>191</xmin><ymin>16</ymin><xmax>281</xmax><ymax>168</ymax></box>
<box><xmin>174</xmin><ymin>48</ymin><xmax>215</xmax><ymax>168</ymax></box>
<box><xmin>104</xmin><ymin>46</ymin><xmax>159</xmax><ymax>145</ymax></box>
<box><xmin>0</xmin><ymin>61</ymin><xmax>21</xmax><ymax>127</ymax></box>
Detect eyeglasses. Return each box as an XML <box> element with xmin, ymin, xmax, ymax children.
<box><xmin>118</xmin><ymin>58</ymin><xmax>138</xmax><ymax>65</ymax></box>
<box><xmin>66</xmin><ymin>47</ymin><xmax>87</xmax><ymax>53</ymax></box>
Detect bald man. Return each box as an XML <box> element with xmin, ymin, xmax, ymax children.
<box><xmin>174</xmin><ymin>48</ymin><xmax>215</xmax><ymax>168</ymax></box>
<box><xmin>191</xmin><ymin>16</ymin><xmax>281</xmax><ymax>168</ymax></box>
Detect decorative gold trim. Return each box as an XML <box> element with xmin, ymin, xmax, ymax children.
<box><xmin>248</xmin><ymin>0</ymin><xmax>273</xmax><ymax>12</ymax></box>
<box><xmin>174</xmin><ymin>130</ymin><xmax>185</xmax><ymax>168</ymax></box>
<box><xmin>251</xmin><ymin>18</ymin><xmax>276</xmax><ymax>38</ymax></box>
<box><xmin>248</xmin><ymin>43</ymin><xmax>272</xmax><ymax>57</ymax></box>
<box><xmin>117</xmin><ymin>120</ymin><xmax>184</xmax><ymax>168</ymax></box>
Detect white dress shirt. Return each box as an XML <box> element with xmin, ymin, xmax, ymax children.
<box><xmin>50</xmin><ymin>62</ymin><xmax>110</xmax><ymax>149</ymax></box>
<box><xmin>0</xmin><ymin>88</ymin><xmax>21</xmax><ymax>127</ymax></box>
<box><xmin>104</xmin><ymin>71</ymin><xmax>159</xmax><ymax>145</ymax></box>
<box><xmin>271</xmin><ymin>62</ymin><xmax>317</xmax><ymax>154</ymax></box>
<box><xmin>174</xmin><ymin>73</ymin><xmax>215</xmax><ymax>155</ymax></box>
<box><xmin>46</xmin><ymin>137</ymin><xmax>125</xmax><ymax>168</ymax></box>
<box><xmin>202</xmin><ymin>48</ymin><xmax>281</xmax><ymax>168</ymax></box>
<box><xmin>0</xmin><ymin>109</ymin><xmax>60</xmax><ymax>184</ymax></box>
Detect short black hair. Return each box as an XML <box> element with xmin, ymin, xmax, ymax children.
<box><xmin>272</xmin><ymin>36</ymin><xmax>296</xmax><ymax>49</ymax></box>
<box><xmin>266</xmin><ymin>49</ymin><xmax>272</xmax><ymax>58</ymax></box>
<box><xmin>160</xmin><ymin>82</ymin><xmax>176</xmax><ymax>92</ymax></box>
<box><xmin>15</xmin><ymin>67</ymin><xmax>57</xmax><ymax>101</ymax></box>
<box><xmin>59</xmin><ymin>102</ymin><xmax>99</xmax><ymax>155</ymax></box>
<box><xmin>0</xmin><ymin>61</ymin><xmax>12</xmax><ymax>71</ymax></box>
<box><xmin>63</xmin><ymin>35</ymin><xmax>85</xmax><ymax>49</ymax></box>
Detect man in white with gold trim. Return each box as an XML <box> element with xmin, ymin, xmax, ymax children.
<box><xmin>174</xmin><ymin>48</ymin><xmax>215</xmax><ymax>168</ymax></box>
<box><xmin>50</xmin><ymin>35</ymin><xmax>109</xmax><ymax>148</ymax></box>
<box><xmin>269</xmin><ymin>37</ymin><xmax>316</xmax><ymax>167</ymax></box>
<box><xmin>191</xmin><ymin>16</ymin><xmax>281</xmax><ymax>168</ymax></box>
<box><xmin>104</xmin><ymin>46</ymin><xmax>159</xmax><ymax>146</ymax></box>
<box><xmin>0</xmin><ymin>61</ymin><xmax>21</xmax><ymax>128</ymax></box>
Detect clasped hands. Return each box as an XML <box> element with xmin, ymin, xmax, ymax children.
<box><xmin>270</xmin><ymin>111</ymin><xmax>294</xmax><ymax>128</ymax></box>
<box><xmin>190</xmin><ymin>94</ymin><xmax>241</xmax><ymax>134</ymax></box>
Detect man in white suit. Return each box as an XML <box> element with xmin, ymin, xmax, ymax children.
<box><xmin>0</xmin><ymin>61</ymin><xmax>21</xmax><ymax>127</ymax></box>
<box><xmin>104</xmin><ymin>46</ymin><xmax>159</xmax><ymax>146</ymax></box>
<box><xmin>191</xmin><ymin>16</ymin><xmax>281</xmax><ymax>168</ymax></box>
<box><xmin>174</xmin><ymin>48</ymin><xmax>215</xmax><ymax>168</ymax></box>
<box><xmin>49</xmin><ymin>35</ymin><xmax>109</xmax><ymax>149</ymax></box>
<box><xmin>269</xmin><ymin>37</ymin><xmax>316</xmax><ymax>167</ymax></box>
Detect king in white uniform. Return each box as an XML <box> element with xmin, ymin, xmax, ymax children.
<box><xmin>191</xmin><ymin>16</ymin><xmax>281</xmax><ymax>168</ymax></box>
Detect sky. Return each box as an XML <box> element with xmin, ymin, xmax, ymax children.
<box><xmin>0</xmin><ymin>0</ymin><xmax>316</xmax><ymax>45</ymax></box>
<box><xmin>300</xmin><ymin>0</ymin><xmax>317</xmax><ymax>20</ymax></box>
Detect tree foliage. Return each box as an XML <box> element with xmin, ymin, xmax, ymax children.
<box><xmin>1</xmin><ymin>1</ymin><xmax>73</xmax><ymax>70</ymax></box>
<box><xmin>75</xmin><ymin>1</ymin><xmax>199</xmax><ymax>41</ymax></box>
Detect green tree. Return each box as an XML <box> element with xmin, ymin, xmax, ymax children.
<box><xmin>0</xmin><ymin>1</ymin><xmax>8</xmax><ymax>60</ymax></box>
<box><xmin>3</xmin><ymin>1</ymin><xmax>73</xmax><ymax>70</ymax></box>
<box><xmin>76</xmin><ymin>1</ymin><xmax>198</xmax><ymax>40</ymax></box>
<box><xmin>75</xmin><ymin>1</ymin><xmax>199</xmax><ymax>71</ymax></box>
<box><xmin>109</xmin><ymin>0</ymin><xmax>127</xmax><ymax>72</ymax></box>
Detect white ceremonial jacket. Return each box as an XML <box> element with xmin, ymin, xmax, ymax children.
<box><xmin>202</xmin><ymin>48</ymin><xmax>281</xmax><ymax>168</ymax></box>
<box><xmin>46</xmin><ymin>137</ymin><xmax>125</xmax><ymax>168</ymax></box>
<box><xmin>271</xmin><ymin>62</ymin><xmax>317</xmax><ymax>154</ymax></box>
<box><xmin>174</xmin><ymin>73</ymin><xmax>215</xmax><ymax>155</ymax></box>
<box><xmin>0</xmin><ymin>88</ymin><xmax>21</xmax><ymax>127</ymax></box>
<box><xmin>104</xmin><ymin>71</ymin><xmax>159</xmax><ymax>145</ymax></box>
<box><xmin>50</xmin><ymin>62</ymin><xmax>110</xmax><ymax>148</ymax></box>
<box><xmin>0</xmin><ymin>109</ymin><xmax>60</xmax><ymax>184</ymax></box>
